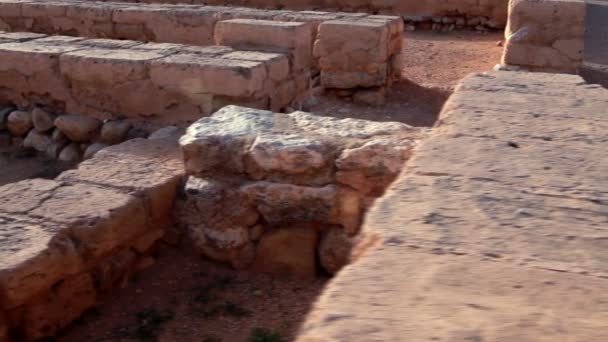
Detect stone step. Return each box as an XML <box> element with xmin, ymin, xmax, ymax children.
<box><xmin>0</xmin><ymin>136</ymin><xmax>183</xmax><ymax>341</ymax></box>
<box><xmin>0</xmin><ymin>0</ymin><xmax>402</xmax><ymax>91</ymax></box>
<box><xmin>0</xmin><ymin>31</ymin><xmax>301</xmax><ymax>123</ymax></box>
<box><xmin>70</xmin><ymin>0</ymin><xmax>510</xmax><ymax>28</ymax></box>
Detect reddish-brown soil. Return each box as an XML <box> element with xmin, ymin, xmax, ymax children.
<box><xmin>58</xmin><ymin>246</ymin><xmax>327</xmax><ymax>342</ymax></box>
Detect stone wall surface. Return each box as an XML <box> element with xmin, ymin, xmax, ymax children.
<box><xmin>0</xmin><ymin>0</ymin><xmax>403</xmax><ymax>93</ymax></box>
<box><xmin>0</xmin><ymin>136</ymin><xmax>184</xmax><ymax>341</ymax></box>
<box><xmin>91</xmin><ymin>0</ymin><xmax>510</xmax><ymax>26</ymax></box>
<box><xmin>296</xmin><ymin>71</ymin><xmax>608</xmax><ymax>341</ymax></box>
<box><xmin>177</xmin><ymin>105</ymin><xmax>428</xmax><ymax>277</ymax></box>
<box><xmin>0</xmin><ymin>31</ymin><xmax>305</xmax><ymax>124</ymax></box>
<box><xmin>501</xmin><ymin>0</ymin><xmax>586</xmax><ymax>72</ymax></box>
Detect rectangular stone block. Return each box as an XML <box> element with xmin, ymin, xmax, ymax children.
<box><xmin>57</xmin><ymin>138</ymin><xmax>184</xmax><ymax>224</ymax></box>
<box><xmin>0</xmin><ymin>215</ymin><xmax>84</xmax><ymax>309</ymax></box>
<box><xmin>215</xmin><ymin>19</ymin><xmax>313</xmax><ymax>70</ymax></box>
<box><xmin>29</xmin><ymin>183</ymin><xmax>148</xmax><ymax>262</ymax></box>
<box><xmin>149</xmin><ymin>53</ymin><xmax>268</xmax><ymax>98</ymax></box>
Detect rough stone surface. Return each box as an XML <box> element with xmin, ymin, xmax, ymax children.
<box><xmin>0</xmin><ymin>32</ymin><xmax>304</xmax><ymax>124</ymax></box>
<box><xmin>180</xmin><ymin>105</ymin><xmax>420</xmax><ymax>183</ymax></box>
<box><xmin>253</xmin><ymin>225</ymin><xmax>319</xmax><ymax>278</ymax></box>
<box><xmin>6</xmin><ymin>110</ymin><xmax>32</xmax><ymax>136</ymax></box>
<box><xmin>297</xmin><ymin>71</ymin><xmax>608</xmax><ymax>341</ymax></box>
<box><xmin>100</xmin><ymin>120</ymin><xmax>131</xmax><ymax>145</ymax></box>
<box><xmin>54</xmin><ymin>115</ymin><xmax>102</xmax><ymax>142</ymax></box>
<box><xmin>177</xmin><ymin>177</ymin><xmax>258</xmax><ymax>262</ymax></box>
<box><xmin>318</xmin><ymin>226</ymin><xmax>355</xmax><ymax>275</ymax></box>
<box><xmin>31</xmin><ymin>107</ymin><xmax>55</xmax><ymax>132</ymax></box>
<box><xmin>502</xmin><ymin>0</ymin><xmax>585</xmax><ymax>72</ymax></box>
<box><xmin>58</xmin><ymin>142</ymin><xmax>81</xmax><ymax>162</ymax></box>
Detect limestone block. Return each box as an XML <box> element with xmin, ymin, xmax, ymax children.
<box><xmin>20</xmin><ymin>272</ymin><xmax>96</xmax><ymax>340</ymax></box>
<box><xmin>241</xmin><ymin>182</ymin><xmax>337</xmax><ymax>224</ymax></box>
<box><xmin>336</xmin><ymin>137</ymin><xmax>416</xmax><ymax>196</ymax></box>
<box><xmin>318</xmin><ymin>226</ymin><xmax>354</xmax><ymax>274</ymax></box>
<box><xmin>176</xmin><ymin>178</ymin><xmax>258</xmax><ymax>258</ymax></box>
<box><xmin>314</xmin><ymin>20</ymin><xmax>390</xmax><ymax>66</ymax></box>
<box><xmin>0</xmin><ymin>216</ymin><xmax>84</xmax><ymax>309</ymax></box>
<box><xmin>252</xmin><ymin>225</ymin><xmax>319</xmax><ymax>278</ymax></box>
<box><xmin>57</xmin><ymin>138</ymin><xmax>183</xmax><ymax>224</ymax></box>
<box><xmin>92</xmin><ymin>248</ymin><xmax>136</xmax><ymax>291</ymax></box>
<box><xmin>215</xmin><ymin>19</ymin><xmax>313</xmax><ymax>71</ymax></box>
<box><xmin>149</xmin><ymin>53</ymin><xmax>268</xmax><ymax>99</ymax></box>
<box><xmin>29</xmin><ymin>183</ymin><xmax>148</xmax><ymax>262</ymax></box>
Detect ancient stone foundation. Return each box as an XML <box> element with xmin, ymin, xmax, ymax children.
<box><xmin>0</xmin><ymin>136</ymin><xmax>183</xmax><ymax>340</ymax></box>
<box><xmin>0</xmin><ymin>1</ymin><xmax>403</xmax><ymax>99</ymax></box>
<box><xmin>90</xmin><ymin>0</ymin><xmax>510</xmax><ymax>27</ymax></box>
<box><xmin>176</xmin><ymin>105</ymin><xmax>426</xmax><ymax>278</ymax></box>
<box><xmin>0</xmin><ymin>31</ymin><xmax>306</xmax><ymax>123</ymax></box>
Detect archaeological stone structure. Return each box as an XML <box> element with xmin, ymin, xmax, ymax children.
<box><xmin>0</xmin><ymin>0</ymin><xmax>607</xmax><ymax>341</ymax></box>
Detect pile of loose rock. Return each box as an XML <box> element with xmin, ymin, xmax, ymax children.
<box><xmin>403</xmin><ymin>15</ymin><xmax>503</xmax><ymax>32</ymax></box>
<box><xmin>0</xmin><ymin>104</ymin><xmax>140</xmax><ymax>162</ymax></box>
<box><xmin>176</xmin><ymin>105</ymin><xmax>427</xmax><ymax>278</ymax></box>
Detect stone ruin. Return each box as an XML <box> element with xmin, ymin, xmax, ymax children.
<box><xmin>0</xmin><ymin>0</ymin><xmax>605</xmax><ymax>341</ymax></box>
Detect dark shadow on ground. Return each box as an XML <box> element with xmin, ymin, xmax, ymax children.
<box><xmin>58</xmin><ymin>246</ymin><xmax>327</xmax><ymax>342</ymax></box>
<box><xmin>308</xmin><ymin>79</ymin><xmax>451</xmax><ymax>127</ymax></box>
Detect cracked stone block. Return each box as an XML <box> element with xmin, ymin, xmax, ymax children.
<box><xmin>57</xmin><ymin>138</ymin><xmax>183</xmax><ymax>224</ymax></box>
<box><xmin>502</xmin><ymin>0</ymin><xmax>585</xmax><ymax>72</ymax></box>
<box><xmin>28</xmin><ymin>183</ymin><xmax>148</xmax><ymax>262</ymax></box>
<box><xmin>0</xmin><ymin>216</ymin><xmax>84</xmax><ymax>309</ymax></box>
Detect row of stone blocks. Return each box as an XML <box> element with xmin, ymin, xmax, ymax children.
<box><xmin>0</xmin><ymin>135</ymin><xmax>184</xmax><ymax>341</ymax></box>
<box><xmin>0</xmin><ymin>31</ymin><xmax>306</xmax><ymax>124</ymax></box>
<box><xmin>0</xmin><ymin>0</ymin><xmax>403</xmax><ymax>92</ymax></box>
<box><xmin>91</xmin><ymin>0</ymin><xmax>509</xmax><ymax>27</ymax></box>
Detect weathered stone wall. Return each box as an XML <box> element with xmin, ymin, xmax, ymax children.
<box><xmin>92</xmin><ymin>0</ymin><xmax>510</xmax><ymax>27</ymax></box>
<box><xmin>0</xmin><ymin>31</ymin><xmax>304</xmax><ymax>124</ymax></box>
<box><xmin>176</xmin><ymin>105</ymin><xmax>427</xmax><ymax>278</ymax></box>
<box><xmin>0</xmin><ymin>136</ymin><xmax>183</xmax><ymax>341</ymax></box>
<box><xmin>0</xmin><ymin>1</ymin><xmax>403</xmax><ymax>98</ymax></box>
<box><xmin>501</xmin><ymin>0</ymin><xmax>586</xmax><ymax>73</ymax></box>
